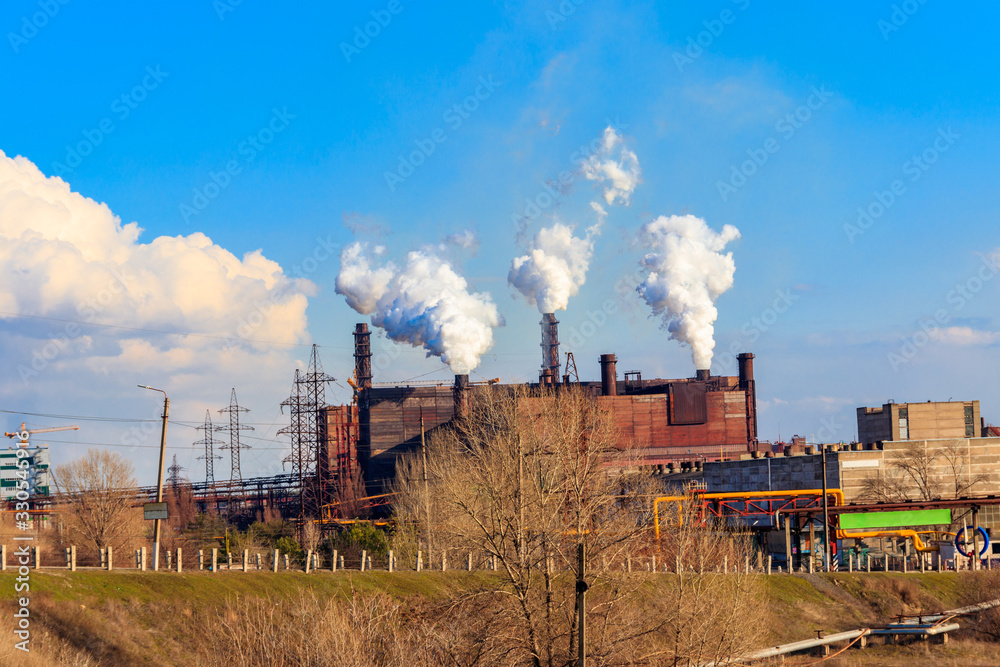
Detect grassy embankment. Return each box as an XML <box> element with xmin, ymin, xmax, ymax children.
<box><xmin>1</xmin><ymin>570</ymin><xmax>999</xmax><ymax>665</ymax></box>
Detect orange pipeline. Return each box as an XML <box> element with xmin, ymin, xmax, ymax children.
<box><xmin>652</xmin><ymin>489</ymin><xmax>845</xmax><ymax>540</ymax></box>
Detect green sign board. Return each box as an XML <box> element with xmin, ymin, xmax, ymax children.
<box><xmin>840</xmin><ymin>509</ymin><xmax>952</xmax><ymax>530</ymax></box>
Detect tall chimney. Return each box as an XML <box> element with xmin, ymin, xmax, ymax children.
<box><xmin>600</xmin><ymin>354</ymin><xmax>617</xmax><ymax>396</ymax></box>
<box><xmin>696</xmin><ymin>369</ymin><xmax>710</xmax><ymax>381</ymax></box>
<box><xmin>737</xmin><ymin>352</ymin><xmax>754</xmax><ymax>389</ymax></box>
<box><xmin>737</xmin><ymin>352</ymin><xmax>758</xmax><ymax>447</ymax></box>
<box><xmin>454</xmin><ymin>374</ymin><xmax>470</xmax><ymax>418</ymax></box>
<box><xmin>540</xmin><ymin>313</ymin><xmax>560</xmax><ymax>384</ymax></box>
<box><xmin>353</xmin><ymin>323</ymin><xmax>372</xmax><ymax>390</ymax></box>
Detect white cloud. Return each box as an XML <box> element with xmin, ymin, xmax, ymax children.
<box><xmin>0</xmin><ymin>152</ymin><xmax>318</xmax><ymax>483</ymax></box>
<box><xmin>0</xmin><ymin>151</ymin><xmax>314</xmax><ymax>348</ymax></box>
<box><xmin>930</xmin><ymin>326</ymin><xmax>1000</xmax><ymax>346</ymax></box>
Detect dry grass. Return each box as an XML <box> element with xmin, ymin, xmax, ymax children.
<box><xmin>2</xmin><ymin>569</ymin><xmax>1000</xmax><ymax>666</ymax></box>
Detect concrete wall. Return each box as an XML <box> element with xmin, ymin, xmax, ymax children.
<box><xmin>704</xmin><ymin>452</ymin><xmax>839</xmax><ymax>495</ymax></box>
<box><xmin>704</xmin><ymin>437</ymin><xmax>1000</xmax><ymax>529</ymax></box>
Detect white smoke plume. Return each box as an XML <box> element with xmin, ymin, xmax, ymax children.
<box><xmin>636</xmin><ymin>215</ymin><xmax>741</xmax><ymax>370</ymax></box>
<box><xmin>335</xmin><ymin>242</ymin><xmax>395</xmax><ymax>314</ymax></box>
<box><xmin>508</xmin><ymin>221</ymin><xmax>599</xmax><ymax>313</ymax></box>
<box><xmin>582</xmin><ymin>126</ymin><xmax>641</xmax><ymax>206</ymax></box>
<box><xmin>336</xmin><ymin>242</ymin><xmax>501</xmax><ymax>373</ymax></box>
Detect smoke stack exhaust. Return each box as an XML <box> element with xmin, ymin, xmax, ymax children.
<box><xmin>454</xmin><ymin>374</ymin><xmax>470</xmax><ymax>418</ymax></box>
<box><xmin>540</xmin><ymin>313</ymin><xmax>560</xmax><ymax>384</ymax></box>
<box><xmin>696</xmin><ymin>369</ymin><xmax>710</xmax><ymax>381</ymax></box>
<box><xmin>600</xmin><ymin>354</ymin><xmax>618</xmax><ymax>396</ymax></box>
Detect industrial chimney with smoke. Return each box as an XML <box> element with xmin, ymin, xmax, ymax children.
<box><xmin>540</xmin><ymin>313</ymin><xmax>560</xmax><ymax>385</ymax></box>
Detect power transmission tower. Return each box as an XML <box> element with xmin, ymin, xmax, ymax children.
<box><xmin>279</xmin><ymin>345</ymin><xmax>334</xmax><ymax>530</ymax></box>
<box><xmin>280</xmin><ymin>369</ymin><xmax>314</xmax><ymax>530</ymax></box>
<box><xmin>219</xmin><ymin>388</ymin><xmax>253</xmax><ymax>511</ymax></box>
<box><xmin>301</xmin><ymin>345</ymin><xmax>335</xmax><ymax>517</ymax></box>
<box><xmin>194</xmin><ymin>410</ymin><xmax>223</xmax><ymax>486</ymax></box>
<box><xmin>167</xmin><ymin>454</ymin><xmax>184</xmax><ymax>491</ymax></box>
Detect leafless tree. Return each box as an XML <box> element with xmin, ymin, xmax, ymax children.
<box><xmin>861</xmin><ymin>441</ymin><xmax>989</xmax><ymax>502</ymax></box>
<box><xmin>334</xmin><ymin>467</ymin><xmax>371</xmax><ymax>519</ymax></box>
<box><xmin>53</xmin><ymin>448</ymin><xmax>143</xmax><ymax>555</ymax></box>
<box><xmin>940</xmin><ymin>440</ymin><xmax>988</xmax><ymax>498</ymax></box>
<box><xmin>393</xmin><ymin>385</ymin><xmax>765</xmax><ymax>666</ymax></box>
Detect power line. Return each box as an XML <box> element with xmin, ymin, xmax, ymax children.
<box><xmin>0</xmin><ymin>407</ymin><xmax>292</xmax><ymax>429</ymax></box>
<box><xmin>36</xmin><ymin>437</ymin><xmax>292</xmax><ymax>452</ymax></box>
<box><xmin>0</xmin><ymin>310</ymin><xmax>347</xmax><ymax>349</ymax></box>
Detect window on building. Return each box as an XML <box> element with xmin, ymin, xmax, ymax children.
<box><xmin>898</xmin><ymin>408</ymin><xmax>908</xmax><ymax>440</ymax></box>
<box><xmin>965</xmin><ymin>405</ymin><xmax>975</xmax><ymax>437</ymax></box>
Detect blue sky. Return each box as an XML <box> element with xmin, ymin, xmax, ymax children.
<box><xmin>2</xmin><ymin>1</ymin><xmax>999</xmax><ymax>483</ymax></box>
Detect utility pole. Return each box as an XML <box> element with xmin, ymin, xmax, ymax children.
<box><xmin>139</xmin><ymin>385</ymin><xmax>169</xmax><ymax>572</ymax></box>
<box><xmin>421</xmin><ymin>413</ymin><xmax>432</xmax><ymax>566</ymax></box>
<box><xmin>821</xmin><ymin>446</ymin><xmax>831</xmax><ymax>572</ymax></box>
<box><xmin>577</xmin><ymin>542</ymin><xmax>587</xmax><ymax>666</ymax></box>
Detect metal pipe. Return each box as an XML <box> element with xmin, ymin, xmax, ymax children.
<box><xmin>652</xmin><ymin>488</ymin><xmax>845</xmax><ymax>540</ymax></box>
<box><xmin>705</xmin><ymin>624</ymin><xmax>960</xmax><ymax>666</ymax></box>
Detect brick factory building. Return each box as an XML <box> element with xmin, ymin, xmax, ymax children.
<box><xmin>349</xmin><ymin>320</ymin><xmax>760</xmax><ymax>492</ymax></box>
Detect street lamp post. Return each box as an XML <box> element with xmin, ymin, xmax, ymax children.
<box><xmin>139</xmin><ymin>385</ymin><xmax>169</xmax><ymax>571</ymax></box>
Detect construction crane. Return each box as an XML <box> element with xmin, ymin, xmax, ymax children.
<box><xmin>4</xmin><ymin>422</ymin><xmax>80</xmax><ymax>448</ymax></box>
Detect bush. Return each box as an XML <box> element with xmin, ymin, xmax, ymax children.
<box><xmin>275</xmin><ymin>536</ymin><xmax>304</xmax><ymax>562</ymax></box>
<box><xmin>332</xmin><ymin>523</ymin><xmax>390</xmax><ymax>560</ymax></box>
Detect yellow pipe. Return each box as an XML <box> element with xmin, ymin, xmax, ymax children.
<box><xmin>653</xmin><ymin>489</ymin><xmax>845</xmax><ymax>540</ymax></box>
<box><xmin>837</xmin><ymin>528</ymin><xmax>955</xmax><ymax>553</ymax></box>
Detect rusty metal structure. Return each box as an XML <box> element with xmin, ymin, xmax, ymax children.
<box><xmin>350</xmin><ymin>320</ymin><xmax>760</xmax><ymax>492</ymax></box>
<box><xmin>194</xmin><ymin>410</ymin><xmax>223</xmax><ymax>486</ymax></box>
<box><xmin>540</xmin><ymin>313</ymin><xmax>560</xmax><ymax>385</ymax></box>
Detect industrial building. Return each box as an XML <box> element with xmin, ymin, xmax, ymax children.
<box><xmin>0</xmin><ymin>445</ymin><xmax>50</xmax><ymax>501</ymax></box>
<box><xmin>857</xmin><ymin>400</ymin><xmax>981</xmax><ymax>444</ymax></box>
<box><xmin>351</xmin><ymin>316</ymin><xmax>760</xmax><ymax>492</ymax></box>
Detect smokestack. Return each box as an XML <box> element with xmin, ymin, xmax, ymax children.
<box><xmin>738</xmin><ymin>352</ymin><xmax>758</xmax><ymax>447</ymax></box>
<box><xmin>540</xmin><ymin>313</ymin><xmax>560</xmax><ymax>384</ymax></box>
<box><xmin>600</xmin><ymin>354</ymin><xmax>617</xmax><ymax>396</ymax></box>
<box><xmin>696</xmin><ymin>369</ymin><xmax>710</xmax><ymax>381</ymax></box>
<box><xmin>353</xmin><ymin>323</ymin><xmax>372</xmax><ymax>390</ymax></box>
<box><xmin>454</xmin><ymin>374</ymin><xmax>470</xmax><ymax>418</ymax></box>
<box><xmin>737</xmin><ymin>352</ymin><xmax>754</xmax><ymax>389</ymax></box>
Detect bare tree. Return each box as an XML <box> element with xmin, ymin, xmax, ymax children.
<box><xmin>940</xmin><ymin>440</ymin><xmax>988</xmax><ymax>498</ymax></box>
<box><xmin>393</xmin><ymin>385</ymin><xmax>765</xmax><ymax>666</ymax></box>
<box><xmin>859</xmin><ymin>470</ymin><xmax>911</xmax><ymax>503</ymax></box>
<box><xmin>334</xmin><ymin>467</ymin><xmax>371</xmax><ymax>519</ymax></box>
<box><xmin>861</xmin><ymin>441</ymin><xmax>989</xmax><ymax>502</ymax></box>
<box><xmin>53</xmin><ymin>448</ymin><xmax>143</xmax><ymax>555</ymax></box>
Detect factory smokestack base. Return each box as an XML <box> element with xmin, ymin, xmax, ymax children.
<box><xmin>696</xmin><ymin>369</ymin><xmax>710</xmax><ymax>381</ymax></box>
<box><xmin>540</xmin><ymin>313</ymin><xmax>560</xmax><ymax>384</ymax></box>
<box><xmin>600</xmin><ymin>354</ymin><xmax>618</xmax><ymax>396</ymax></box>
<box><xmin>454</xmin><ymin>374</ymin><xmax>470</xmax><ymax>418</ymax></box>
